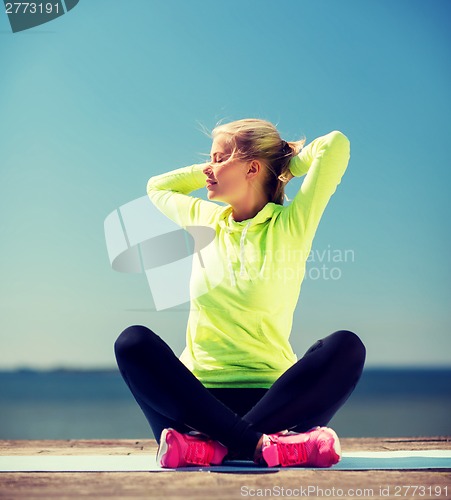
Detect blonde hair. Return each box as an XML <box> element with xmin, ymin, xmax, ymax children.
<box><xmin>212</xmin><ymin>119</ymin><xmax>305</xmax><ymax>205</ymax></box>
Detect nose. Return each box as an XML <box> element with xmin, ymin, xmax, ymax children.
<box><xmin>203</xmin><ymin>163</ymin><xmax>213</xmax><ymax>176</ymax></box>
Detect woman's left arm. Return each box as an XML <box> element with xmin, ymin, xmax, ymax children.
<box><xmin>283</xmin><ymin>130</ymin><xmax>350</xmax><ymax>242</ymax></box>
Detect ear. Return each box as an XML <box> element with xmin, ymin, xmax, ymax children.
<box><xmin>246</xmin><ymin>160</ymin><xmax>262</xmax><ymax>180</ymax></box>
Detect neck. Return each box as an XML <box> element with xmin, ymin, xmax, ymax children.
<box><xmin>231</xmin><ymin>194</ymin><xmax>269</xmax><ymax>222</ymax></box>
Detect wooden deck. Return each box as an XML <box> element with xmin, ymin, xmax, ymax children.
<box><xmin>1</xmin><ymin>437</ymin><xmax>450</xmax><ymax>499</ymax></box>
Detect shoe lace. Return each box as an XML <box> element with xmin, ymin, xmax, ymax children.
<box><xmin>185</xmin><ymin>440</ymin><xmax>214</xmax><ymax>466</ymax></box>
<box><xmin>278</xmin><ymin>441</ymin><xmax>308</xmax><ymax>466</ymax></box>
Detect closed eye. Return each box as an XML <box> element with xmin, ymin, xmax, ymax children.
<box><xmin>211</xmin><ymin>154</ymin><xmax>230</xmax><ymax>164</ymax></box>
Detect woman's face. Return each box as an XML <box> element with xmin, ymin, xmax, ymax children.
<box><xmin>203</xmin><ymin>134</ymin><xmax>250</xmax><ymax>204</ymax></box>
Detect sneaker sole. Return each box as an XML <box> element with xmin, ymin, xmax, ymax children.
<box><xmin>156</xmin><ymin>428</ymin><xmax>171</xmax><ymax>467</ymax></box>
<box><xmin>323</xmin><ymin>427</ymin><xmax>342</xmax><ymax>464</ymax></box>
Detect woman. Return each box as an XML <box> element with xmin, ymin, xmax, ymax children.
<box><xmin>114</xmin><ymin>119</ymin><xmax>366</xmax><ymax>468</ymax></box>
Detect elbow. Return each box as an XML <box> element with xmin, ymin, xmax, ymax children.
<box><xmin>147</xmin><ymin>176</ymin><xmax>157</xmax><ymax>195</ymax></box>
<box><xmin>330</xmin><ymin>130</ymin><xmax>350</xmax><ymax>147</ymax></box>
<box><xmin>329</xmin><ymin>130</ymin><xmax>350</xmax><ymax>157</ymax></box>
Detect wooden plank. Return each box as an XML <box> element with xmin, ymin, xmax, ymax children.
<box><xmin>0</xmin><ymin>439</ymin><xmax>152</xmax><ymax>456</ymax></box>
<box><xmin>1</xmin><ymin>436</ymin><xmax>450</xmax><ymax>455</ymax></box>
<box><xmin>0</xmin><ymin>439</ymin><xmax>450</xmax><ymax>500</ymax></box>
<box><xmin>1</xmin><ymin>470</ymin><xmax>450</xmax><ymax>499</ymax></box>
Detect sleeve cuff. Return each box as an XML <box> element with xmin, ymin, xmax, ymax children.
<box><xmin>288</xmin><ymin>153</ymin><xmax>309</xmax><ymax>177</ymax></box>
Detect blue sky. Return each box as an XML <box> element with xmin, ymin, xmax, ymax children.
<box><xmin>0</xmin><ymin>0</ymin><xmax>450</xmax><ymax>369</ymax></box>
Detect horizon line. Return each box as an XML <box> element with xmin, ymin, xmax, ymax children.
<box><xmin>1</xmin><ymin>365</ymin><xmax>450</xmax><ymax>373</ymax></box>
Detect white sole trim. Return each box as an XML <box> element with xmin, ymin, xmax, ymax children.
<box><xmin>156</xmin><ymin>428</ymin><xmax>170</xmax><ymax>467</ymax></box>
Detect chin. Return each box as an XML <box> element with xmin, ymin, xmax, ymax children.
<box><xmin>207</xmin><ymin>189</ymin><xmax>229</xmax><ymax>204</ymax></box>
<box><xmin>207</xmin><ymin>191</ymin><xmax>221</xmax><ymax>201</ymax></box>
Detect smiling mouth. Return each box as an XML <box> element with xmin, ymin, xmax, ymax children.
<box><xmin>206</xmin><ymin>180</ymin><xmax>217</xmax><ymax>187</ymax></box>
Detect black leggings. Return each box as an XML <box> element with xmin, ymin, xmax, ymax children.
<box><xmin>114</xmin><ymin>326</ymin><xmax>365</xmax><ymax>460</ymax></box>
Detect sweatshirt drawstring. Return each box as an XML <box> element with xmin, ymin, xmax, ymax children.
<box><xmin>239</xmin><ymin>221</ymin><xmax>251</xmax><ymax>278</ymax></box>
<box><xmin>224</xmin><ymin>227</ymin><xmax>236</xmax><ymax>286</ymax></box>
<box><xmin>224</xmin><ymin>220</ymin><xmax>251</xmax><ymax>286</ymax></box>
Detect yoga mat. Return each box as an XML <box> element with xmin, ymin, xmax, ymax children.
<box><xmin>1</xmin><ymin>451</ymin><xmax>450</xmax><ymax>472</ymax></box>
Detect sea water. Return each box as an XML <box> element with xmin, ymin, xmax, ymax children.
<box><xmin>0</xmin><ymin>369</ymin><xmax>450</xmax><ymax>439</ymax></box>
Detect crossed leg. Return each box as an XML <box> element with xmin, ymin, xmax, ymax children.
<box><xmin>114</xmin><ymin>325</ymin><xmax>365</xmax><ymax>460</ymax></box>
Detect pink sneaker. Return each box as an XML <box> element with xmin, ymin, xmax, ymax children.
<box><xmin>260</xmin><ymin>427</ymin><xmax>341</xmax><ymax>468</ymax></box>
<box><xmin>157</xmin><ymin>428</ymin><xmax>228</xmax><ymax>468</ymax></box>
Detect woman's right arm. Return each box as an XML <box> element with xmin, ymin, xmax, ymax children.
<box><xmin>147</xmin><ymin>163</ymin><xmax>220</xmax><ymax>228</ymax></box>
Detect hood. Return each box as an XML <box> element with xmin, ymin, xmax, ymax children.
<box><xmin>218</xmin><ymin>202</ymin><xmax>279</xmax><ymax>231</ymax></box>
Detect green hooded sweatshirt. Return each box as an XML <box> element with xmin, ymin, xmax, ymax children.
<box><xmin>147</xmin><ymin>130</ymin><xmax>350</xmax><ymax>388</ymax></box>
